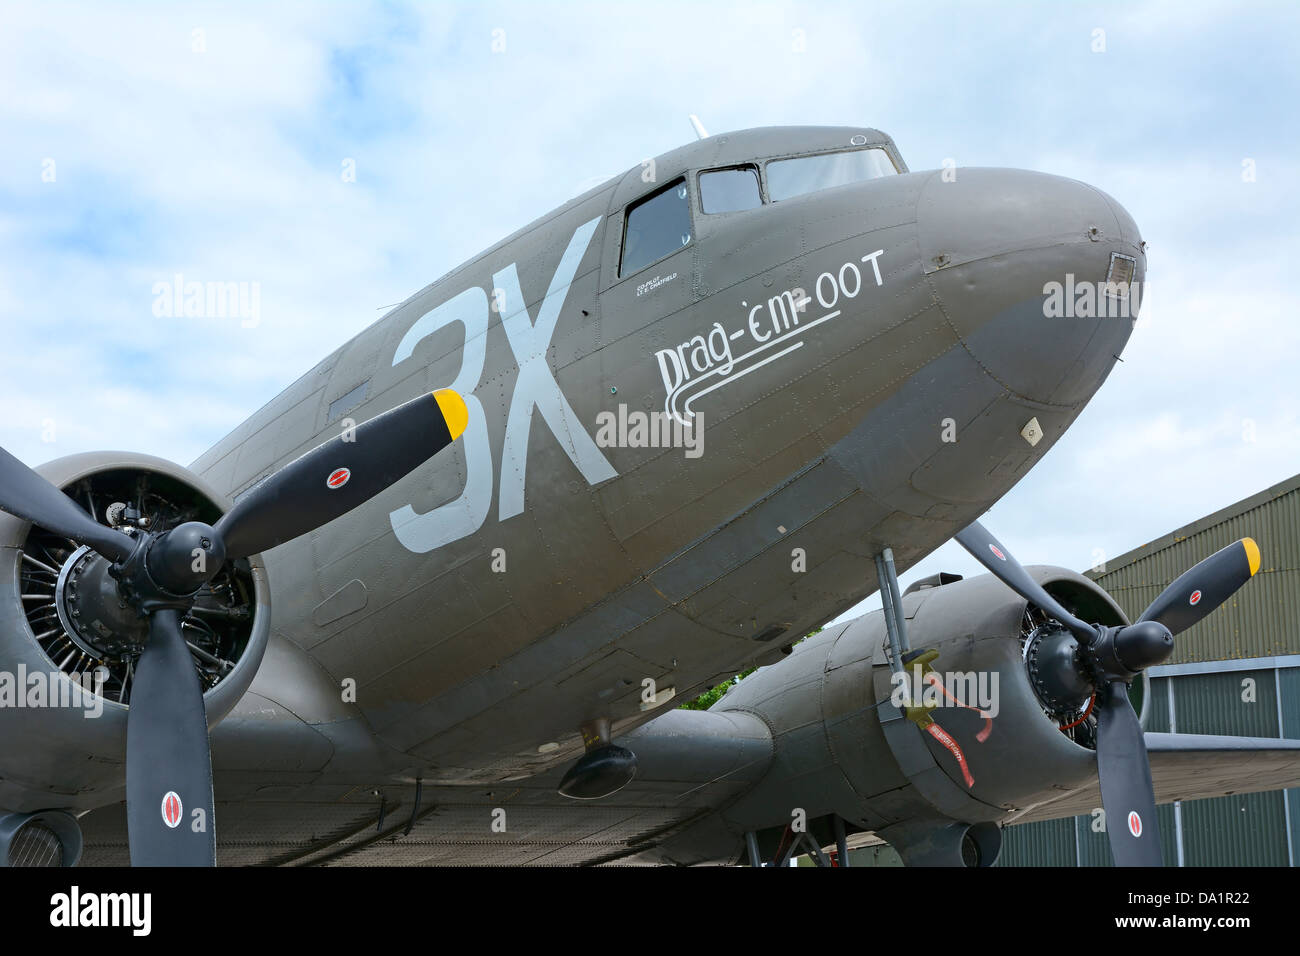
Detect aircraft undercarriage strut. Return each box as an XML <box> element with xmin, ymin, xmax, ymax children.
<box><xmin>744</xmin><ymin>815</ymin><xmax>852</xmax><ymax>867</ymax></box>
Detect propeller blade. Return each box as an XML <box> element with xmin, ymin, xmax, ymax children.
<box><xmin>1137</xmin><ymin>537</ymin><xmax>1260</xmax><ymax>637</ymax></box>
<box><xmin>125</xmin><ymin>609</ymin><xmax>216</xmax><ymax>866</ymax></box>
<box><xmin>954</xmin><ymin>521</ymin><xmax>1097</xmax><ymax>645</ymax></box>
<box><xmin>1095</xmin><ymin>681</ymin><xmax>1163</xmax><ymax>866</ymax></box>
<box><xmin>215</xmin><ymin>388</ymin><xmax>468</xmax><ymax>558</ymax></box>
<box><xmin>0</xmin><ymin>445</ymin><xmax>132</xmax><ymax>562</ymax></box>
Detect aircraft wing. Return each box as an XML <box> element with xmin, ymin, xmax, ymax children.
<box><xmin>74</xmin><ymin>707</ymin><xmax>773</xmax><ymax>866</ymax></box>
<box><xmin>1009</xmin><ymin>733</ymin><xmax>1300</xmax><ymax>826</ymax></box>
<box><xmin>68</xmin><ymin>715</ymin><xmax>1300</xmax><ymax>864</ymax></box>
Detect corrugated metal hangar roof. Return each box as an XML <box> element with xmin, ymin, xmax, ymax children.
<box><xmin>1087</xmin><ymin>472</ymin><xmax>1300</xmax><ymax>663</ymax></box>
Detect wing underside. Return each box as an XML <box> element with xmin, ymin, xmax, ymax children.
<box><xmin>1010</xmin><ymin>733</ymin><xmax>1300</xmax><ymax>826</ymax></box>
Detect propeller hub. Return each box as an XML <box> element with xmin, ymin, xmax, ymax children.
<box><xmin>144</xmin><ymin>521</ymin><xmax>226</xmax><ymax>596</ymax></box>
<box><xmin>1083</xmin><ymin>621</ymin><xmax>1175</xmax><ymax>684</ymax></box>
<box><xmin>1112</xmin><ymin>620</ymin><xmax>1175</xmax><ymax>673</ymax></box>
<box><xmin>108</xmin><ymin>521</ymin><xmax>225</xmax><ymax>620</ymax></box>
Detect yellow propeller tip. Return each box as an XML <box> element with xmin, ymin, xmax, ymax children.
<box><xmin>433</xmin><ymin>389</ymin><xmax>469</xmax><ymax>441</ymax></box>
<box><xmin>1243</xmin><ymin>537</ymin><xmax>1261</xmax><ymax>576</ymax></box>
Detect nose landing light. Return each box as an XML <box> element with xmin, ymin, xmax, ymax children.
<box><xmin>1106</xmin><ymin>251</ymin><xmax>1138</xmax><ymax>294</ymax></box>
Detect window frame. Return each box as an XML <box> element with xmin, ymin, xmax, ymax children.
<box><xmin>618</xmin><ymin>176</ymin><xmax>695</xmax><ymax>279</ymax></box>
<box><xmin>696</xmin><ymin>163</ymin><xmax>766</xmax><ymax>215</ymax></box>
<box><xmin>762</xmin><ymin>147</ymin><xmax>900</xmax><ymax>203</ymax></box>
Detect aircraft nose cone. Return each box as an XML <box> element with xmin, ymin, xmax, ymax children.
<box><xmin>918</xmin><ymin>168</ymin><xmax>1144</xmax><ymax>406</ymax></box>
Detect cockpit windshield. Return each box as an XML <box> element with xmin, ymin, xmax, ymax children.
<box><xmin>699</xmin><ymin>165</ymin><xmax>762</xmax><ymax>214</ymax></box>
<box><xmin>766</xmin><ymin>148</ymin><xmax>897</xmax><ymax>202</ymax></box>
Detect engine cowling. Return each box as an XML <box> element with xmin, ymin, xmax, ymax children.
<box><xmin>0</xmin><ymin>451</ymin><xmax>270</xmax><ymax>814</ymax></box>
<box><xmin>705</xmin><ymin>566</ymin><xmax>1134</xmax><ymax>865</ymax></box>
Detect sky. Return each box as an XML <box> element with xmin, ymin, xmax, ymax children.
<box><xmin>1</xmin><ymin>0</ymin><xmax>1297</xmax><ymax>617</ymax></box>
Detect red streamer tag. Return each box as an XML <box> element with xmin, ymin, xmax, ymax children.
<box><xmin>925</xmin><ymin>721</ymin><xmax>975</xmax><ymax>788</ymax></box>
<box><xmin>922</xmin><ymin>671</ymin><xmax>993</xmax><ymax>742</ymax></box>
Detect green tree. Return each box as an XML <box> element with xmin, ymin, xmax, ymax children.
<box><xmin>679</xmin><ymin>666</ymin><xmax>756</xmax><ymax>711</ymax></box>
<box><xmin>679</xmin><ymin>628</ymin><xmax>821</xmax><ymax>710</ymax></box>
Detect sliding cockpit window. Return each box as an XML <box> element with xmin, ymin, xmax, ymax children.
<box><xmin>620</xmin><ymin>178</ymin><xmax>692</xmax><ymax>277</ymax></box>
<box><xmin>766</xmin><ymin>148</ymin><xmax>898</xmax><ymax>202</ymax></box>
<box><xmin>699</xmin><ymin>165</ymin><xmax>762</xmax><ymax>214</ymax></box>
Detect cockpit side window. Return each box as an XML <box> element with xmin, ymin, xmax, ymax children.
<box><xmin>699</xmin><ymin>165</ymin><xmax>763</xmax><ymax>214</ymax></box>
<box><xmin>766</xmin><ymin>148</ymin><xmax>898</xmax><ymax>202</ymax></box>
<box><xmin>620</xmin><ymin>178</ymin><xmax>692</xmax><ymax>277</ymax></box>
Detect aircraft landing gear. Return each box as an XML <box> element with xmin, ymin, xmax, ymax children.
<box><xmin>744</xmin><ymin>815</ymin><xmax>852</xmax><ymax>867</ymax></box>
<box><xmin>557</xmin><ymin>718</ymin><xmax>637</xmax><ymax>800</ymax></box>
